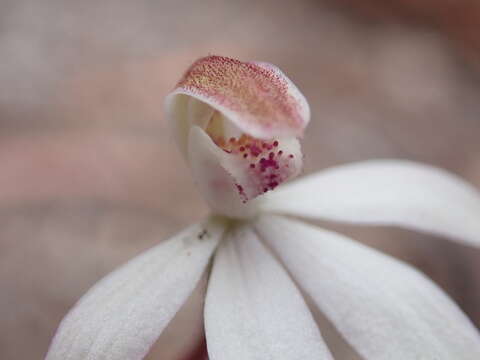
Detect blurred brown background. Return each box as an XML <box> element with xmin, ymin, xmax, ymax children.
<box><xmin>1</xmin><ymin>0</ymin><xmax>479</xmax><ymax>359</ymax></box>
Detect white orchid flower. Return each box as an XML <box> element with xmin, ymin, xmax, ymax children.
<box><xmin>46</xmin><ymin>55</ymin><xmax>480</xmax><ymax>360</ymax></box>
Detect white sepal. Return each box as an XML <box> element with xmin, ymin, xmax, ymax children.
<box><xmin>46</xmin><ymin>218</ymin><xmax>225</xmax><ymax>360</ymax></box>
<box><xmin>255</xmin><ymin>215</ymin><xmax>480</xmax><ymax>360</ymax></box>
<box><xmin>205</xmin><ymin>224</ymin><xmax>333</xmax><ymax>360</ymax></box>
<box><xmin>262</xmin><ymin>160</ymin><xmax>480</xmax><ymax>247</ymax></box>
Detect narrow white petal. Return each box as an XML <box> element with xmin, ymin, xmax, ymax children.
<box><xmin>261</xmin><ymin>160</ymin><xmax>480</xmax><ymax>246</ymax></box>
<box><xmin>255</xmin><ymin>215</ymin><xmax>480</xmax><ymax>360</ymax></box>
<box><xmin>204</xmin><ymin>224</ymin><xmax>333</xmax><ymax>360</ymax></box>
<box><xmin>46</xmin><ymin>218</ymin><xmax>225</xmax><ymax>360</ymax></box>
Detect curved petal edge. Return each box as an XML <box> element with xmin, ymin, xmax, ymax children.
<box><xmin>46</xmin><ymin>218</ymin><xmax>225</xmax><ymax>360</ymax></box>
<box><xmin>255</xmin><ymin>215</ymin><xmax>480</xmax><ymax>360</ymax></box>
<box><xmin>261</xmin><ymin>159</ymin><xmax>480</xmax><ymax>247</ymax></box>
<box><xmin>205</xmin><ymin>224</ymin><xmax>333</xmax><ymax>360</ymax></box>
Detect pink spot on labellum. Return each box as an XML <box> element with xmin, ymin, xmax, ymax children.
<box><xmin>235</xmin><ymin>184</ymin><xmax>247</xmax><ymax>203</ymax></box>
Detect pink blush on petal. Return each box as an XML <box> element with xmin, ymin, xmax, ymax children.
<box><xmin>174</xmin><ymin>56</ymin><xmax>308</xmax><ymax>138</ymax></box>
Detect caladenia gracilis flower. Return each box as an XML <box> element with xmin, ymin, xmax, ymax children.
<box><xmin>166</xmin><ymin>56</ymin><xmax>307</xmax><ymax>218</ymax></box>
<box><xmin>46</xmin><ymin>55</ymin><xmax>480</xmax><ymax>360</ymax></box>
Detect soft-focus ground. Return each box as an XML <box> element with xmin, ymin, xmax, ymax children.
<box><xmin>1</xmin><ymin>0</ymin><xmax>479</xmax><ymax>359</ymax></box>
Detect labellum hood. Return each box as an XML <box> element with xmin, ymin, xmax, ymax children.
<box><xmin>165</xmin><ymin>56</ymin><xmax>310</xmax><ymax>218</ymax></box>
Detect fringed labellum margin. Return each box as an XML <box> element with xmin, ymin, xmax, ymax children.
<box><xmin>165</xmin><ymin>56</ymin><xmax>310</xmax><ymax>218</ymax></box>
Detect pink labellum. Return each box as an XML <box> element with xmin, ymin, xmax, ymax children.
<box><xmin>211</xmin><ymin>133</ymin><xmax>302</xmax><ymax>203</ymax></box>
<box><xmin>187</xmin><ymin>124</ymin><xmax>302</xmax><ymax>217</ymax></box>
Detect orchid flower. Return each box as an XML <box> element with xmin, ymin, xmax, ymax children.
<box><xmin>46</xmin><ymin>55</ymin><xmax>480</xmax><ymax>360</ymax></box>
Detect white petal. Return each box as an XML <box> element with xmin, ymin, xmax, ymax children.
<box><xmin>261</xmin><ymin>160</ymin><xmax>480</xmax><ymax>246</ymax></box>
<box><xmin>204</xmin><ymin>224</ymin><xmax>333</xmax><ymax>360</ymax></box>
<box><xmin>255</xmin><ymin>215</ymin><xmax>480</xmax><ymax>360</ymax></box>
<box><xmin>46</xmin><ymin>218</ymin><xmax>225</xmax><ymax>360</ymax></box>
